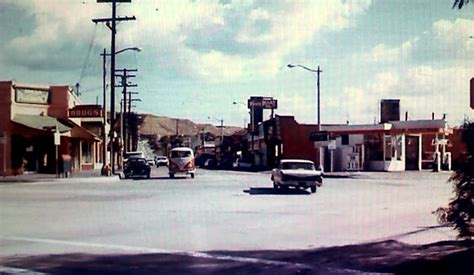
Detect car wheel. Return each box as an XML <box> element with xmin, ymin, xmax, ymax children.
<box><xmin>190</xmin><ymin>173</ymin><xmax>195</xmax><ymax>179</ymax></box>
<box><xmin>169</xmin><ymin>173</ymin><xmax>175</xmax><ymax>179</ymax></box>
<box><xmin>124</xmin><ymin>174</ymin><xmax>129</xmax><ymax>179</ymax></box>
<box><xmin>147</xmin><ymin>172</ymin><xmax>151</xmax><ymax>179</ymax></box>
<box><xmin>311</xmin><ymin>186</ymin><xmax>317</xmax><ymax>193</ymax></box>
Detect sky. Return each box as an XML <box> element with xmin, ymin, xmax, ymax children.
<box><xmin>0</xmin><ymin>0</ymin><xmax>473</xmax><ymax>127</ymax></box>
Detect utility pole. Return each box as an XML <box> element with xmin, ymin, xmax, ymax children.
<box><xmin>101</xmin><ymin>48</ymin><xmax>107</xmax><ymax>174</ymax></box>
<box><xmin>93</xmin><ymin>0</ymin><xmax>136</xmax><ymax>174</ymax></box>
<box><xmin>316</xmin><ymin>66</ymin><xmax>323</xmax><ymax>168</ymax></box>
<box><xmin>316</xmin><ymin>66</ymin><xmax>322</xmax><ymax>132</ymax></box>
<box><xmin>116</xmin><ymin>68</ymin><xmax>137</xmax><ymax>156</ymax></box>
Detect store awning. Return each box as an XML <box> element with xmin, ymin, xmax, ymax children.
<box><xmin>12</xmin><ymin>114</ymin><xmax>71</xmax><ymax>133</ymax></box>
<box><xmin>70</xmin><ymin>124</ymin><xmax>100</xmax><ymax>141</ymax></box>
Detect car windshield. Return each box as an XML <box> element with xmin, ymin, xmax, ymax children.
<box><xmin>125</xmin><ymin>152</ymin><xmax>143</xmax><ymax>158</ymax></box>
<box><xmin>129</xmin><ymin>158</ymin><xmax>146</xmax><ymax>164</ymax></box>
<box><xmin>171</xmin><ymin>151</ymin><xmax>191</xmax><ymax>158</ymax></box>
<box><xmin>157</xmin><ymin>157</ymin><xmax>167</xmax><ymax>160</ymax></box>
<box><xmin>281</xmin><ymin>162</ymin><xmax>315</xmax><ymax>170</ymax></box>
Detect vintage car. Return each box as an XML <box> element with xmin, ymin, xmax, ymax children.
<box><xmin>123</xmin><ymin>151</ymin><xmax>145</xmax><ymax>167</ymax></box>
<box><xmin>271</xmin><ymin>159</ymin><xmax>323</xmax><ymax>193</ymax></box>
<box><xmin>124</xmin><ymin>157</ymin><xmax>151</xmax><ymax>179</ymax></box>
<box><xmin>155</xmin><ymin>156</ymin><xmax>169</xmax><ymax>167</ymax></box>
<box><xmin>168</xmin><ymin>147</ymin><xmax>195</xmax><ymax>178</ymax></box>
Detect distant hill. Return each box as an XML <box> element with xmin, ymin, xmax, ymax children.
<box><xmin>138</xmin><ymin>113</ymin><xmax>244</xmax><ymax>137</ymax></box>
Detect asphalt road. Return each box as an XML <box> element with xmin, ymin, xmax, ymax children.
<box><xmin>0</xmin><ymin>168</ymin><xmax>466</xmax><ymax>273</ymax></box>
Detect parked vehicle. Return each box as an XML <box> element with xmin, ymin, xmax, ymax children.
<box><xmin>271</xmin><ymin>159</ymin><xmax>323</xmax><ymax>193</ymax></box>
<box><xmin>124</xmin><ymin>157</ymin><xmax>151</xmax><ymax>179</ymax></box>
<box><xmin>168</xmin><ymin>147</ymin><xmax>195</xmax><ymax>178</ymax></box>
<box><xmin>146</xmin><ymin>158</ymin><xmax>155</xmax><ymax>166</ymax></box>
<box><xmin>155</xmin><ymin>156</ymin><xmax>169</xmax><ymax>167</ymax></box>
<box><xmin>124</xmin><ymin>151</ymin><xmax>145</xmax><ymax>167</ymax></box>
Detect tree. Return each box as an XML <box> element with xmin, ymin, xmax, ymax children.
<box><xmin>437</xmin><ymin>121</ymin><xmax>474</xmax><ymax>239</ymax></box>
<box><xmin>452</xmin><ymin>0</ymin><xmax>470</xmax><ymax>9</ymax></box>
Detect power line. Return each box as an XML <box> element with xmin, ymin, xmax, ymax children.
<box><xmin>77</xmin><ymin>23</ymin><xmax>98</xmax><ymax>86</ymax></box>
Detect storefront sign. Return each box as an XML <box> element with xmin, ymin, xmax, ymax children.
<box><xmin>69</xmin><ymin>105</ymin><xmax>103</xmax><ymax>118</ymax></box>
<box><xmin>248</xmin><ymin>96</ymin><xmax>278</xmax><ymax>109</ymax></box>
<box><xmin>15</xmin><ymin>88</ymin><xmax>49</xmax><ymax>104</ymax></box>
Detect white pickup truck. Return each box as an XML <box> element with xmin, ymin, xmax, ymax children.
<box><xmin>271</xmin><ymin>159</ymin><xmax>323</xmax><ymax>193</ymax></box>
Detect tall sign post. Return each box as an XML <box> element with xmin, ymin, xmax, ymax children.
<box><xmin>54</xmin><ymin>125</ymin><xmax>60</xmax><ymax>178</ymax></box>
<box><xmin>247</xmin><ymin>96</ymin><xmax>278</xmax><ymax>165</ymax></box>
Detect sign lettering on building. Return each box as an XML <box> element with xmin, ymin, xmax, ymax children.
<box><xmin>69</xmin><ymin>105</ymin><xmax>103</xmax><ymax>118</ymax></box>
<box><xmin>248</xmin><ymin>96</ymin><xmax>278</xmax><ymax>109</ymax></box>
<box><xmin>15</xmin><ymin>88</ymin><xmax>50</xmax><ymax>104</ymax></box>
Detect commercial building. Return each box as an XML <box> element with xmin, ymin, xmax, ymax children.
<box><xmin>0</xmin><ymin>81</ymin><xmax>105</xmax><ymax>176</ymax></box>
<box><xmin>247</xmin><ymin>99</ymin><xmax>453</xmax><ymax>172</ymax></box>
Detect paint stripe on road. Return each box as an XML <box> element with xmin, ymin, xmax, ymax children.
<box><xmin>0</xmin><ymin>265</ymin><xmax>45</xmax><ymax>274</ymax></box>
<box><xmin>0</xmin><ymin>235</ymin><xmax>311</xmax><ymax>270</ymax></box>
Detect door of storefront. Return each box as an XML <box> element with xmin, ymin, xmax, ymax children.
<box><xmin>405</xmin><ymin>135</ymin><xmax>420</xmax><ymax>170</ymax></box>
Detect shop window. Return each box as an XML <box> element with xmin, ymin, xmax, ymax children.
<box><xmin>82</xmin><ymin>142</ymin><xmax>93</xmax><ymax>163</ymax></box>
<box><xmin>364</xmin><ymin>134</ymin><xmax>383</xmax><ymax>161</ymax></box>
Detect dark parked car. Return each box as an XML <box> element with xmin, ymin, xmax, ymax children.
<box><xmin>124</xmin><ymin>157</ymin><xmax>151</xmax><ymax>179</ymax></box>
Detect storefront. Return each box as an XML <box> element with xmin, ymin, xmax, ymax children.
<box><xmin>0</xmin><ymin>81</ymin><xmax>104</xmax><ymax>176</ymax></box>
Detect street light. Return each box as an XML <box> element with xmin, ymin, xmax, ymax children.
<box><xmin>288</xmin><ymin>63</ymin><xmax>323</xmax><ymax>167</ymax></box>
<box><xmin>100</xmin><ymin>46</ymin><xmax>142</xmax><ymax>175</ymax></box>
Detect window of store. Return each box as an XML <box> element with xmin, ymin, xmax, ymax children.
<box><xmin>81</xmin><ymin>142</ymin><xmax>93</xmax><ymax>163</ymax></box>
<box><xmin>341</xmin><ymin>135</ymin><xmax>349</xmax><ymax>145</ymax></box>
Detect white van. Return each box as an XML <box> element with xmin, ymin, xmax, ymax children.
<box><xmin>168</xmin><ymin>147</ymin><xmax>196</xmax><ymax>178</ymax></box>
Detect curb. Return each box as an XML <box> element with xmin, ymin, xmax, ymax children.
<box><xmin>0</xmin><ymin>175</ymin><xmax>121</xmax><ymax>185</ymax></box>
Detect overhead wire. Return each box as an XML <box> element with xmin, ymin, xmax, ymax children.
<box><xmin>77</xmin><ymin>23</ymin><xmax>98</xmax><ymax>87</ymax></box>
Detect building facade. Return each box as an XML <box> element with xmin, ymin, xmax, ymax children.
<box><xmin>247</xmin><ymin>115</ymin><xmax>452</xmax><ymax>172</ymax></box>
<box><xmin>0</xmin><ymin>81</ymin><xmax>104</xmax><ymax>176</ymax></box>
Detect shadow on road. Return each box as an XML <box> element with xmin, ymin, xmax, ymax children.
<box><xmin>0</xmin><ymin>239</ymin><xmax>471</xmax><ymax>274</ymax></box>
<box><xmin>127</xmin><ymin>176</ymin><xmax>194</xmax><ymax>181</ymax></box>
<box><xmin>243</xmin><ymin>187</ymin><xmax>311</xmax><ymax>195</ymax></box>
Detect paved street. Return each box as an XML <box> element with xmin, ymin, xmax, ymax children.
<box><xmin>0</xmin><ymin>168</ymin><xmax>465</xmax><ymax>273</ymax></box>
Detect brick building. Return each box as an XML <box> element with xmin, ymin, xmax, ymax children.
<box><xmin>0</xmin><ymin>81</ymin><xmax>104</xmax><ymax>176</ymax></box>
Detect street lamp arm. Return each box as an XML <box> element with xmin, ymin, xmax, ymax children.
<box><xmin>288</xmin><ymin>63</ymin><xmax>319</xmax><ymax>73</ymax></box>
<box><xmin>297</xmin><ymin>64</ymin><xmax>319</xmax><ymax>73</ymax></box>
<box><xmin>101</xmin><ymin>47</ymin><xmax>142</xmax><ymax>56</ymax></box>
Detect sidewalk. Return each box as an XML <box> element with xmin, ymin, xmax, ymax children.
<box><xmin>0</xmin><ymin>169</ymin><xmax>120</xmax><ymax>184</ymax></box>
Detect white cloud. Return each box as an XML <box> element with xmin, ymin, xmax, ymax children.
<box><xmin>364</xmin><ymin>65</ymin><xmax>474</xmax><ymax>125</ymax></box>
<box><xmin>357</xmin><ymin>40</ymin><xmax>413</xmax><ymax>63</ymax></box>
<box><xmin>2</xmin><ymin>0</ymin><xmax>371</xmax><ymax>82</ymax></box>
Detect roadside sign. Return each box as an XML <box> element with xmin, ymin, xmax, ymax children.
<box><xmin>309</xmin><ymin>131</ymin><xmax>328</xmax><ymax>142</ymax></box>
<box><xmin>54</xmin><ymin>131</ymin><xmax>61</xmax><ymax>146</ymax></box>
<box><xmin>248</xmin><ymin>97</ymin><xmax>278</xmax><ymax>109</ymax></box>
<box><xmin>328</xmin><ymin>140</ymin><xmax>337</xmax><ymax>150</ymax></box>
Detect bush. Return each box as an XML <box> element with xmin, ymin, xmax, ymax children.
<box><xmin>437</xmin><ymin>121</ymin><xmax>474</xmax><ymax>239</ymax></box>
